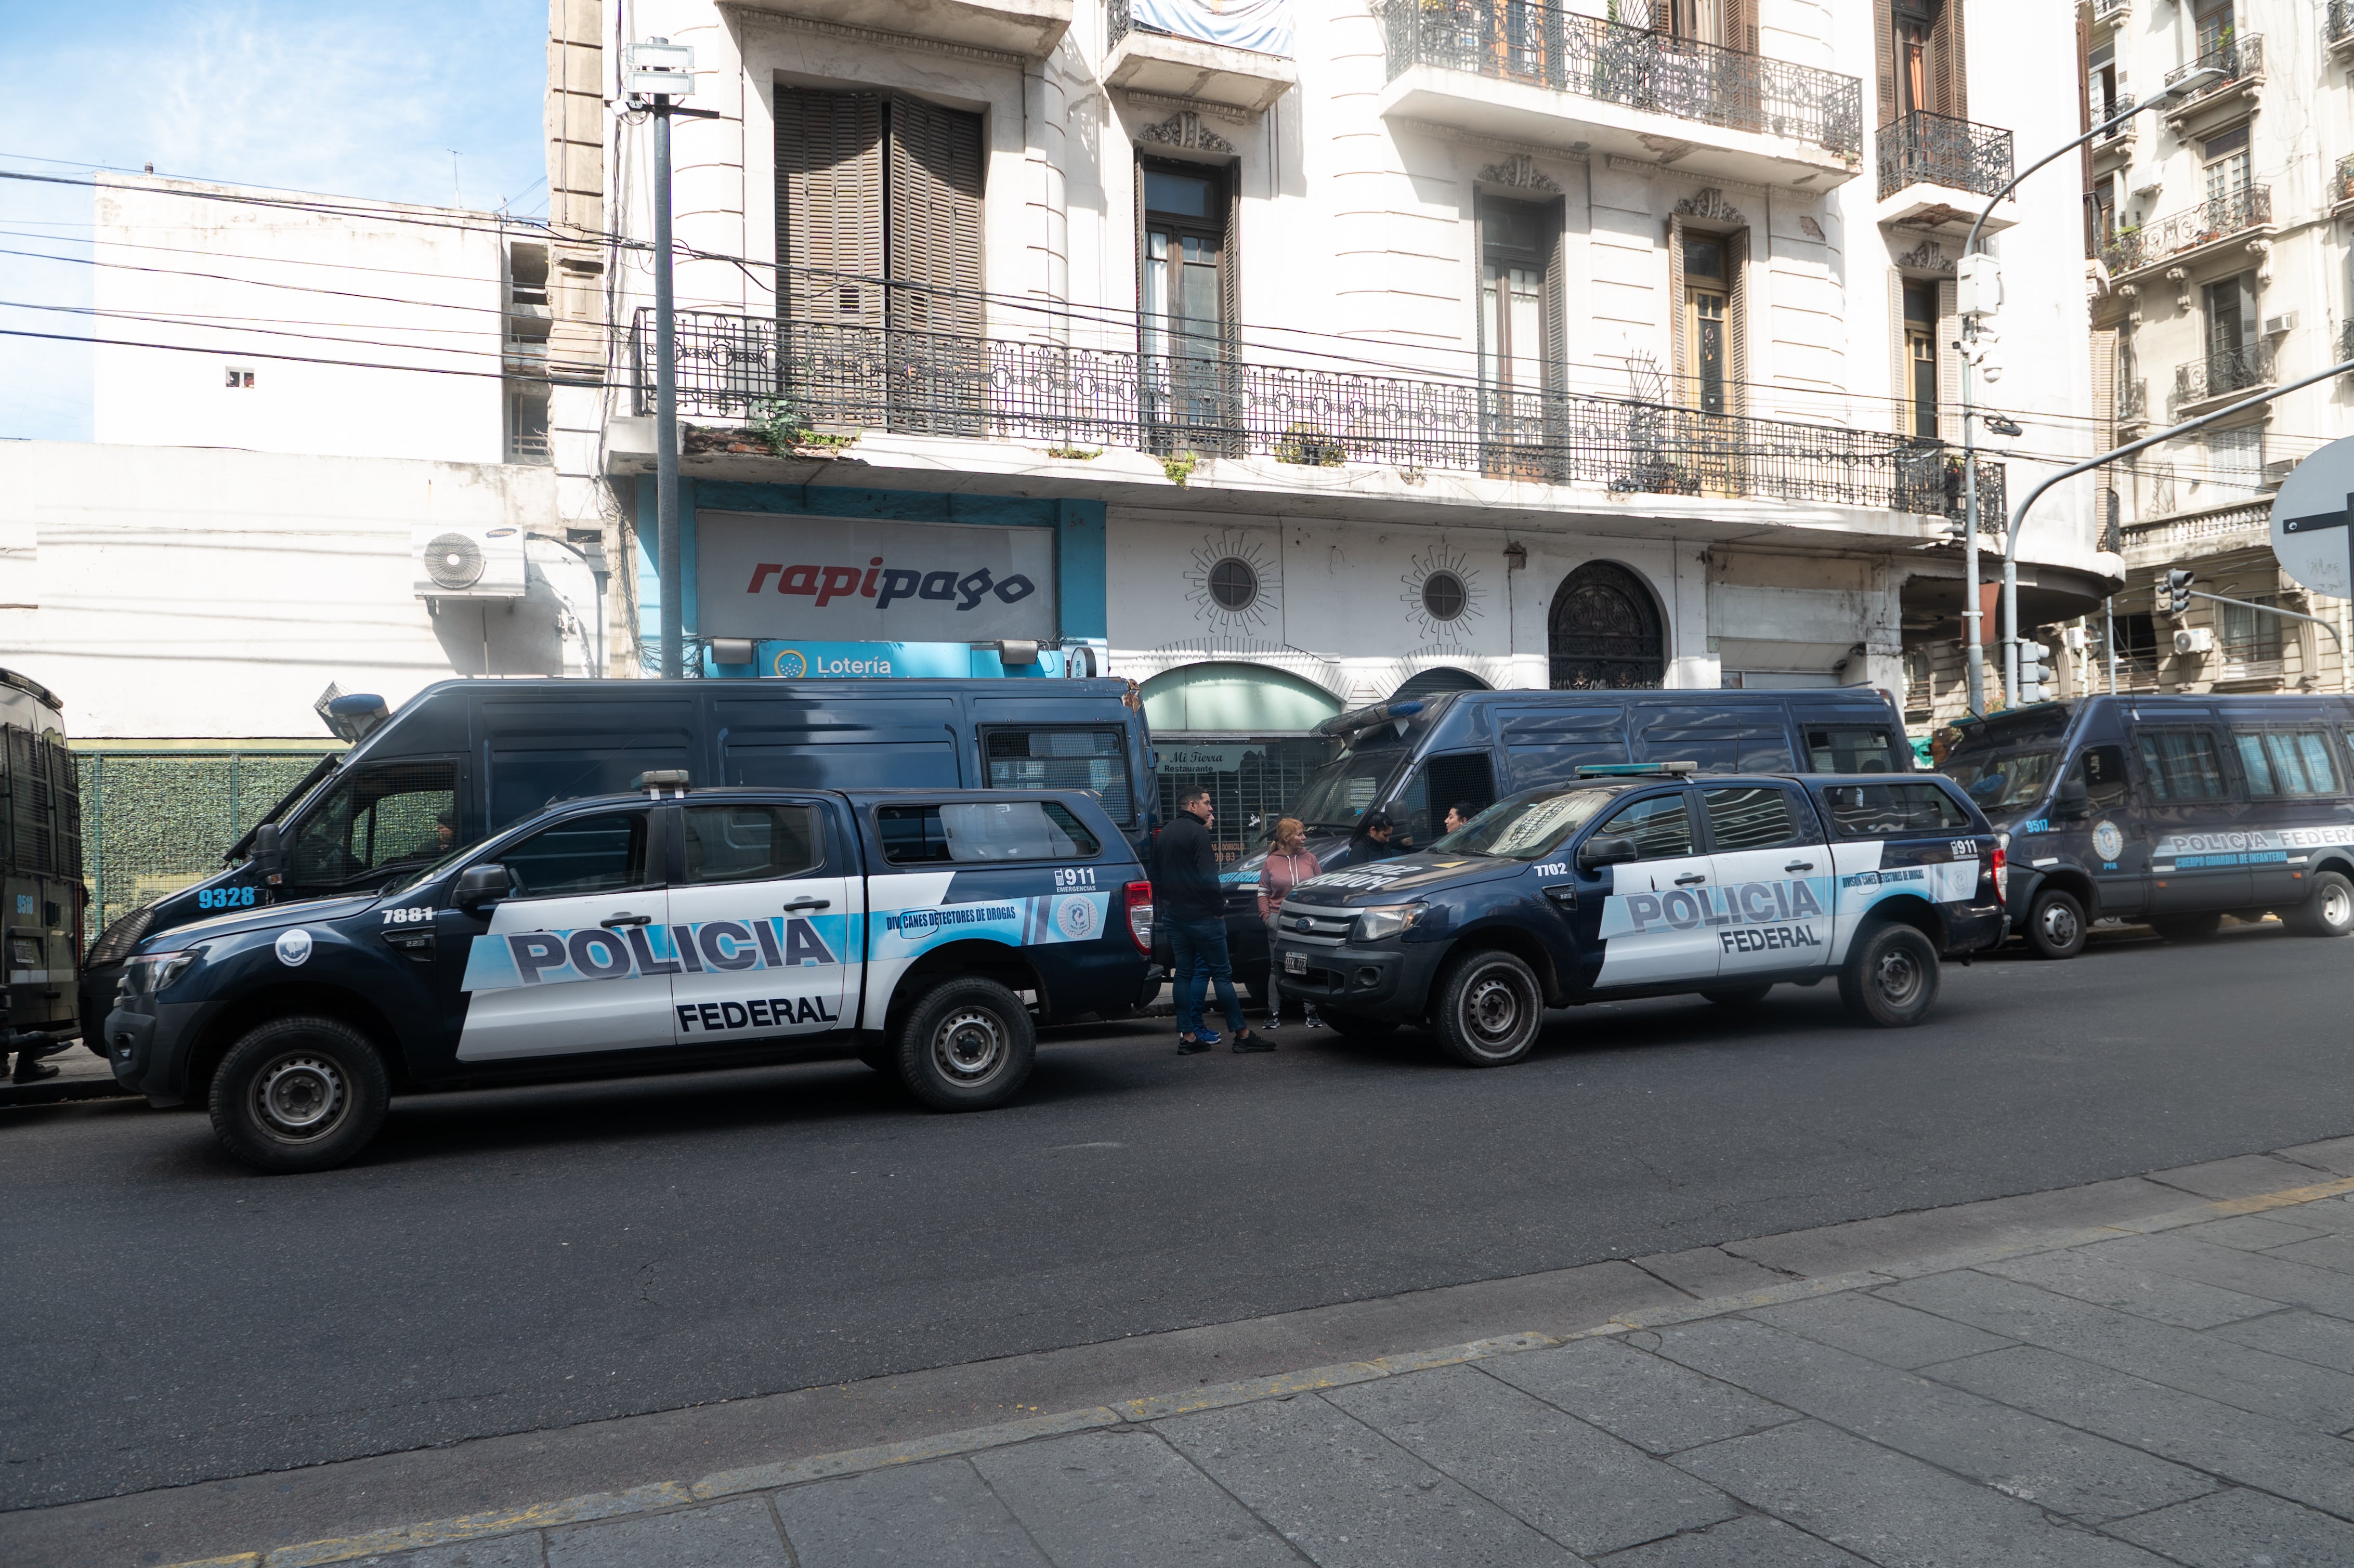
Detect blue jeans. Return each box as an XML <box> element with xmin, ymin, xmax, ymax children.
<box><xmin>1168</xmin><ymin>913</ymin><xmax>1246</xmax><ymax>1039</ymax></box>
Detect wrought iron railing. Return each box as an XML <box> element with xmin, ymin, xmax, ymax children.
<box><xmin>2174</xmin><ymin>343</ymin><xmax>2275</xmax><ymax>408</ymax></box>
<box><xmin>2165</xmin><ymin>34</ymin><xmax>2263</xmax><ymax>98</ymax></box>
<box><xmin>634</xmin><ymin>309</ymin><xmax>1999</xmax><ymax>518</ymax></box>
<box><xmin>2098</xmin><ymin>185</ymin><xmax>2271</xmax><ymax>275</ymax></box>
<box><xmin>2117</xmin><ymin>379</ymin><xmax>2147</xmax><ymax>426</ymax></box>
<box><xmin>1107</xmin><ymin>0</ymin><xmax>1131</xmax><ymax>45</ymax></box>
<box><xmin>1375</xmin><ymin>0</ymin><xmax>1862</xmax><ymax>160</ymax></box>
<box><xmin>2093</xmin><ymin>0</ymin><xmax>2130</xmax><ymax>23</ymax></box>
<box><xmin>2331</xmin><ymin>2</ymin><xmax>2354</xmax><ymax>47</ymax></box>
<box><xmin>1876</xmin><ymin>111</ymin><xmax>2013</xmax><ymax>201</ymax></box>
<box><xmin>2094</xmin><ymin>90</ymin><xmax>2135</xmax><ymax>140</ymax></box>
<box><xmin>2337</xmin><ymin>153</ymin><xmax>2354</xmax><ymax>207</ymax></box>
<box><xmin>2340</xmin><ymin>320</ymin><xmax>2354</xmax><ymax>366</ymax></box>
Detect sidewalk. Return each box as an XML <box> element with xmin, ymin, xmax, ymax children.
<box><xmin>144</xmin><ymin>1136</ymin><xmax>2354</xmax><ymax>1568</ymax></box>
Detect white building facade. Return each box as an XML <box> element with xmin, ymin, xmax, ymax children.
<box><xmin>548</xmin><ymin>0</ymin><xmax>2110</xmax><ymax>820</ymax></box>
<box><xmin>2083</xmin><ymin>0</ymin><xmax>2354</xmax><ymax>701</ymax></box>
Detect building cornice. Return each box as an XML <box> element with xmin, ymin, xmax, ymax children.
<box><xmin>720</xmin><ymin>5</ymin><xmax>1028</xmax><ymax>71</ymax></box>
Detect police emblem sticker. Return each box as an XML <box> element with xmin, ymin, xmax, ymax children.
<box><xmin>275</xmin><ymin>928</ymin><xmax>315</xmax><ymax>967</ymax></box>
<box><xmin>1054</xmin><ymin>895</ymin><xmax>1097</xmax><ymax>940</ymax></box>
<box><xmin>2093</xmin><ymin>819</ymin><xmax>2124</xmax><ymax>862</ymax></box>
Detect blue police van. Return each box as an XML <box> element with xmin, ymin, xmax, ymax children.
<box><xmin>1225</xmin><ymin>686</ymin><xmax>1912</xmax><ymax>998</ymax></box>
<box><xmin>1935</xmin><ymin>692</ymin><xmax>2354</xmax><ymax>958</ymax></box>
<box><xmin>1267</xmin><ymin>765</ymin><xmax>2004</xmax><ymax>1064</ymax></box>
<box><xmin>102</xmin><ymin>779</ymin><xmax>1154</xmax><ymax>1171</ymax></box>
<box><xmin>81</xmin><ymin>677</ymin><xmax>1153</xmax><ymax>1038</ymax></box>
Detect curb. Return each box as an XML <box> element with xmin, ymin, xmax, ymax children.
<box><xmin>164</xmin><ymin>1171</ymin><xmax>2354</xmax><ymax>1568</ymax></box>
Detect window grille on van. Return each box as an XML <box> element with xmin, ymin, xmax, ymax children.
<box><xmin>985</xmin><ymin>728</ymin><xmax>1134</xmax><ymax>824</ymax></box>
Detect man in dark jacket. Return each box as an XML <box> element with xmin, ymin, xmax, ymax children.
<box><xmin>1153</xmin><ymin>788</ymin><xmax>1263</xmax><ymax>1054</ymax></box>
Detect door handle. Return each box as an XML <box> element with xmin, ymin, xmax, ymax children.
<box><xmin>1673</xmin><ymin>873</ymin><xmax>1707</xmax><ymax>886</ymax></box>
<box><xmin>1785</xmin><ymin>860</ymin><xmax>1816</xmax><ymax>872</ymax></box>
<box><xmin>600</xmin><ymin>913</ymin><xmax>652</xmax><ymax>929</ymax></box>
<box><xmin>782</xmin><ymin>897</ymin><xmax>832</xmax><ymax>912</ymax></box>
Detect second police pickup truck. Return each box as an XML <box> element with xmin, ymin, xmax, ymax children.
<box><xmin>1268</xmin><ymin>765</ymin><xmax>2005</xmax><ymax>1065</ymax></box>
<box><xmin>101</xmin><ymin>779</ymin><xmax>1154</xmax><ymax>1172</ymax></box>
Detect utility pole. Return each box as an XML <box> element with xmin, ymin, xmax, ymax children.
<box><xmin>626</xmin><ymin>40</ymin><xmax>713</xmax><ymax>680</ymax></box>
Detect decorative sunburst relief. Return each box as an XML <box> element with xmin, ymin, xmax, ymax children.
<box><xmin>1183</xmin><ymin>529</ymin><xmax>1281</xmax><ymax>635</ymax></box>
<box><xmin>1400</xmin><ymin>543</ymin><xmax>1486</xmax><ymax>642</ymax></box>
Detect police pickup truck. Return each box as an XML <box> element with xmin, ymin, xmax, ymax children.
<box><xmin>1268</xmin><ymin>766</ymin><xmax>2004</xmax><ymax>1065</ymax></box>
<box><xmin>102</xmin><ymin>779</ymin><xmax>1153</xmax><ymax>1172</ymax></box>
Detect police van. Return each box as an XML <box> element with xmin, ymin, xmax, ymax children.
<box><xmin>1267</xmin><ymin>765</ymin><xmax>2003</xmax><ymax>1065</ymax></box>
<box><xmin>101</xmin><ymin>780</ymin><xmax>1153</xmax><ymax>1172</ymax></box>
<box><xmin>3</xmin><ymin>668</ymin><xmax>83</xmax><ymax>1073</ymax></box>
<box><xmin>1935</xmin><ymin>693</ymin><xmax>2354</xmax><ymax>958</ymax></box>
<box><xmin>81</xmin><ymin>676</ymin><xmax>1153</xmax><ymax>1039</ymax></box>
<box><xmin>1225</xmin><ymin>686</ymin><xmax>1912</xmax><ymax>999</ymax></box>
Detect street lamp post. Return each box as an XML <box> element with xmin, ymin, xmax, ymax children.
<box><xmin>1955</xmin><ymin>64</ymin><xmax>2222</xmax><ymax>715</ymax></box>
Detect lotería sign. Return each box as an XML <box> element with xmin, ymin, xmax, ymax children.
<box><xmin>697</xmin><ymin>512</ymin><xmax>1056</xmax><ymax>643</ymax></box>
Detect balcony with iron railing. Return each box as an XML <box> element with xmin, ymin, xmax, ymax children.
<box><xmin>2174</xmin><ymin>343</ymin><xmax>2275</xmax><ymax>415</ymax></box>
<box><xmin>1104</xmin><ymin>0</ymin><xmax>1294</xmax><ymax>112</ymax></box>
<box><xmin>2162</xmin><ymin>34</ymin><xmax>2264</xmax><ymax>126</ymax></box>
<box><xmin>630</xmin><ymin>309</ymin><xmax>1999</xmax><ymax>523</ymax></box>
<box><xmin>2098</xmin><ymin>185</ymin><xmax>2273</xmax><ymax>281</ymax></box>
<box><xmin>2091</xmin><ymin>91</ymin><xmax>2136</xmax><ymax>162</ymax></box>
<box><xmin>1876</xmin><ymin>110</ymin><xmax>2015</xmax><ymax>228</ymax></box>
<box><xmin>2116</xmin><ymin>378</ymin><xmax>2148</xmax><ymax>430</ymax></box>
<box><xmin>2093</xmin><ymin>0</ymin><xmax>2131</xmax><ymax>28</ymax></box>
<box><xmin>1371</xmin><ymin>0</ymin><xmax>1861</xmax><ymax>191</ymax></box>
<box><xmin>2332</xmin><ymin>2</ymin><xmax>2354</xmax><ymax>62</ymax></box>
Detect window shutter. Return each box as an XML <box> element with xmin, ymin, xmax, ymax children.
<box><xmin>1668</xmin><ymin>214</ymin><xmax>1688</xmax><ymax>407</ymax></box>
<box><xmin>885</xmin><ymin>96</ymin><xmax>985</xmax><ymax>336</ymax></box>
<box><xmin>1221</xmin><ymin>165</ymin><xmax>1241</xmax><ymax>359</ymax></box>
<box><xmin>1887</xmin><ymin>269</ymin><xmax>1907</xmax><ymax>431</ymax></box>
<box><xmin>776</xmin><ymin>88</ymin><xmax>883</xmax><ymax>327</ymax></box>
<box><xmin>1873</xmin><ymin>2</ymin><xmax>1897</xmax><ymax>125</ymax></box>
<box><xmin>1930</xmin><ymin>0</ymin><xmax>1966</xmax><ymax>121</ymax></box>
<box><xmin>1133</xmin><ymin>151</ymin><xmax>1148</xmax><ymax>350</ymax></box>
<box><xmin>1727</xmin><ymin>0</ymin><xmax>1757</xmax><ymax>54</ymax></box>
<box><xmin>1727</xmin><ymin>228</ymin><xmax>1749</xmax><ymax>421</ymax></box>
<box><xmin>1650</xmin><ymin>0</ymin><xmax>1671</xmax><ymax>35</ymax></box>
<box><xmin>1544</xmin><ymin>197</ymin><xmax>1569</xmax><ymax>390</ymax></box>
<box><xmin>2090</xmin><ymin>326</ymin><xmax>2118</xmax><ymax>448</ymax></box>
<box><xmin>1936</xmin><ymin>277</ymin><xmax>1961</xmax><ymax>443</ymax></box>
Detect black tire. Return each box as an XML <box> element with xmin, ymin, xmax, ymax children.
<box><xmin>1837</xmin><ymin>923</ymin><xmax>1940</xmax><ymax>1028</ymax></box>
<box><xmin>2285</xmin><ymin>871</ymin><xmax>2354</xmax><ymax>938</ymax></box>
<box><xmin>855</xmin><ymin>1039</ymin><xmax>892</xmax><ymax>1073</ymax></box>
<box><xmin>1701</xmin><ymin>984</ymin><xmax>1773</xmax><ymax>1007</ymax></box>
<box><xmin>207</xmin><ymin>1015</ymin><xmax>390</xmax><ymax>1174</ymax></box>
<box><xmin>1431</xmin><ymin>949</ymin><xmax>1545</xmax><ymax>1067</ymax></box>
<box><xmin>1320</xmin><ymin>1009</ymin><xmax>1399</xmax><ymax>1043</ymax></box>
<box><xmin>2023</xmin><ymin>887</ymin><xmax>2088</xmax><ymax>960</ymax></box>
<box><xmin>892</xmin><ymin>977</ymin><xmax>1036</xmax><ymax>1112</ymax></box>
<box><xmin>2148</xmin><ymin>911</ymin><xmax>2222</xmax><ymax>943</ymax></box>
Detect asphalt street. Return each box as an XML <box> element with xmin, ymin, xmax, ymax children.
<box><xmin>6</xmin><ymin>923</ymin><xmax>2352</xmax><ymax>1520</ymax></box>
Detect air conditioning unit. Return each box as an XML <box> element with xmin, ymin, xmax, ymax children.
<box><xmin>413</xmin><ymin>524</ymin><xmax>527</xmax><ymax>599</ymax></box>
<box><xmin>2262</xmin><ymin>458</ymin><xmax>2298</xmax><ymax>489</ymax></box>
<box><xmin>2174</xmin><ymin>626</ymin><xmax>2215</xmax><ymax>656</ymax></box>
<box><xmin>2262</xmin><ymin>311</ymin><xmax>2297</xmax><ymax>337</ymax></box>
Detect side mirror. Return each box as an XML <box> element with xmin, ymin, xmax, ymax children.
<box><xmin>1578</xmin><ymin>834</ymin><xmax>1641</xmax><ymax>871</ymax></box>
<box><xmin>2055</xmin><ymin>777</ymin><xmax>2090</xmax><ymax>817</ymax></box>
<box><xmin>453</xmin><ymin>864</ymin><xmax>511</xmax><ymax>910</ymax></box>
<box><xmin>250</xmin><ymin>823</ymin><xmax>288</xmax><ymax>886</ymax></box>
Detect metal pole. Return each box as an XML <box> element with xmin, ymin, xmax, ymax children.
<box><xmin>653</xmin><ymin>99</ymin><xmax>683</xmax><ymax>681</ymax></box>
<box><xmin>1962</xmin><ymin>364</ymin><xmax>1984</xmax><ymax>714</ymax></box>
<box><xmin>2105</xmin><ymin>596</ymin><xmax>2118</xmax><ymax>693</ymax></box>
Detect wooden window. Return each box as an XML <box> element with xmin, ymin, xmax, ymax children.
<box><xmin>774</xmin><ymin>88</ymin><xmax>982</xmax><ymax>334</ymax></box>
<box><xmin>1480</xmin><ymin>196</ymin><xmax>1551</xmax><ymax>394</ymax></box>
<box><xmin>2202</xmin><ymin>124</ymin><xmax>2250</xmax><ymax>210</ymax></box>
<box><xmin>1670</xmin><ymin>218</ymin><xmax>1745</xmax><ymax>420</ymax></box>
<box><xmin>2195</xmin><ymin>0</ymin><xmax>2233</xmax><ymax>59</ymax></box>
<box><xmin>1877</xmin><ymin>1</ymin><xmax>1964</xmax><ymax>122</ymax></box>
<box><xmin>1903</xmin><ymin>281</ymin><xmax>1939</xmax><ymax>439</ymax></box>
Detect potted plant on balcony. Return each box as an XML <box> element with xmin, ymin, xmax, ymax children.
<box><xmin>1276</xmin><ymin>423</ymin><xmax>1347</xmax><ymax>466</ymax></box>
<box><xmin>752</xmin><ymin>396</ymin><xmax>858</xmax><ymax>459</ymax></box>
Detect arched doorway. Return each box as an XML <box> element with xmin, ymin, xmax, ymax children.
<box><xmin>1391</xmin><ymin>666</ymin><xmax>1490</xmax><ymax>701</ymax></box>
<box><xmin>1139</xmin><ymin>662</ymin><xmax>1345</xmax><ymax>859</ymax></box>
<box><xmin>1548</xmin><ymin>563</ymin><xmax>1664</xmax><ymax>689</ymax></box>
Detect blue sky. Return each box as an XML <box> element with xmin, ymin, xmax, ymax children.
<box><xmin>1</xmin><ymin>1</ymin><xmax>550</xmax><ymax>441</ymax></box>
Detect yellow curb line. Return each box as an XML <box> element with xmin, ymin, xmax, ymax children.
<box><xmin>161</xmin><ymin>1170</ymin><xmax>2354</xmax><ymax>1568</ymax></box>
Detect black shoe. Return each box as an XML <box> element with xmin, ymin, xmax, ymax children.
<box><xmin>1231</xmin><ymin>1031</ymin><xmax>1275</xmax><ymax>1053</ymax></box>
<box><xmin>1176</xmin><ymin>1035</ymin><xmax>1213</xmax><ymax>1055</ymax></box>
<box><xmin>11</xmin><ymin>1061</ymin><xmax>60</xmax><ymax>1084</ymax></box>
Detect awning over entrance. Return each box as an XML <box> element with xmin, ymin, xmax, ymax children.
<box><xmin>1140</xmin><ymin>661</ymin><xmax>1344</xmax><ymax>734</ymax></box>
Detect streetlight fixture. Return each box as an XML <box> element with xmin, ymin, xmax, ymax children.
<box><xmin>1952</xmin><ymin>60</ymin><xmax>2226</xmax><ymax>714</ymax></box>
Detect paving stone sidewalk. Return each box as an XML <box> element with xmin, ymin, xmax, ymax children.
<box><xmin>181</xmin><ymin>1139</ymin><xmax>2354</xmax><ymax>1568</ymax></box>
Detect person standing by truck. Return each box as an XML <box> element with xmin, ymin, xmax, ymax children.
<box><xmin>1154</xmin><ymin>788</ymin><xmax>1261</xmax><ymax>1053</ymax></box>
<box><xmin>1255</xmin><ymin>818</ymin><xmax>1322</xmax><ymax>1031</ymax></box>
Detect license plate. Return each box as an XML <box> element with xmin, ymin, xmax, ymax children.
<box><xmin>1283</xmin><ymin>952</ymin><xmax>1307</xmax><ymax>974</ymax></box>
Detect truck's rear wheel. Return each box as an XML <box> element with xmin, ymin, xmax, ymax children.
<box><xmin>2024</xmin><ymin>887</ymin><xmax>2087</xmax><ymax>960</ymax></box>
<box><xmin>208</xmin><ymin>1016</ymin><xmax>389</xmax><ymax>1174</ymax></box>
<box><xmin>1837</xmin><ymin>923</ymin><xmax>1939</xmax><ymax>1029</ymax></box>
<box><xmin>1432</xmin><ymin>950</ymin><xmax>1544</xmax><ymax>1067</ymax></box>
<box><xmin>2285</xmin><ymin>871</ymin><xmax>2354</xmax><ymax>938</ymax></box>
<box><xmin>893</xmin><ymin>977</ymin><xmax>1036</xmax><ymax>1112</ymax></box>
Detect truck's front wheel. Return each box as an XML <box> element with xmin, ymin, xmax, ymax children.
<box><xmin>893</xmin><ymin>977</ymin><xmax>1036</xmax><ymax>1112</ymax></box>
<box><xmin>1432</xmin><ymin>950</ymin><xmax>1544</xmax><ymax>1067</ymax></box>
<box><xmin>208</xmin><ymin>1015</ymin><xmax>390</xmax><ymax>1173</ymax></box>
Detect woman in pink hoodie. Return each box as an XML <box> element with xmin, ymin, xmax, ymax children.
<box><xmin>1257</xmin><ymin>817</ymin><xmax>1323</xmax><ymax>1029</ymax></box>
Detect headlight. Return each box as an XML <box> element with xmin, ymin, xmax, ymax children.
<box><xmin>120</xmin><ymin>947</ymin><xmax>205</xmax><ymax>999</ymax></box>
<box><xmin>1353</xmin><ymin>903</ymin><xmax>1427</xmax><ymax>942</ymax></box>
<box><xmin>88</xmin><ymin>901</ymin><xmax>160</xmax><ymax>968</ymax></box>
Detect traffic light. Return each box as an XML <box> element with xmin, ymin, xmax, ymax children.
<box><xmin>2018</xmin><ymin>641</ymin><xmax>2055</xmax><ymax>705</ymax></box>
<box><xmin>2166</xmin><ymin>568</ymin><xmax>2195</xmax><ymax>614</ymax></box>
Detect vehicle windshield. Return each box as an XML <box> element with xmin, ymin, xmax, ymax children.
<box><xmin>1433</xmin><ymin>786</ymin><xmax>1616</xmax><ymax>861</ymax></box>
<box><xmin>1939</xmin><ymin>747</ymin><xmax>2063</xmax><ymax>812</ymax></box>
<box><xmin>1287</xmin><ymin>745</ymin><xmax>1411</xmax><ymax>830</ymax></box>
